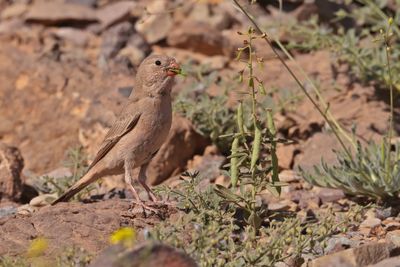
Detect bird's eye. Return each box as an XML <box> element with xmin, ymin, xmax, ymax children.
<box><xmin>155</xmin><ymin>60</ymin><xmax>161</xmax><ymax>66</ymax></box>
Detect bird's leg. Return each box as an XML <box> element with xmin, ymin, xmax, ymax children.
<box><xmin>138</xmin><ymin>164</ymin><xmax>174</xmax><ymax>206</ymax></box>
<box><xmin>124</xmin><ymin>160</ymin><xmax>157</xmax><ymax>213</ymax></box>
<box><xmin>138</xmin><ymin>163</ymin><xmax>158</xmax><ymax>202</ymax></box>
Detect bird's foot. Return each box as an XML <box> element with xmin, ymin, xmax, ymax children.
<box><xmin>130</xmin><ymin>200</ymin><xmax>159</xmax><ymax>214</ymax></box>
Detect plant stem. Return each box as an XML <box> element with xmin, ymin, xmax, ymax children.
<box><xmin>384</xmin><ymin>21</ymin><xmax>395</xmax><ymax>179</ymax></box>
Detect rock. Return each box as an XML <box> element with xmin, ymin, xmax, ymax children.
<box><xmin>0</xmin><ymin>3</ymin><xmax>28</xmax><ymax>20</ymax></box>
<box><xmin>368</xmin><ymin>256</ymin><xmax>400</xmax><ymax>267</ymax></box>
<box><xmin>147</xmin><ymin>115</ymin><xmax>210</xmax><ymax>185</ymax></box>
<box><xmin>0</xmin><ymin>142</ymin><xmax>24</xmax><ymax>201</ymax></box>
<box><xmin>66</xmin><ymin>0</ymin><xmax>98</xmax><ymax>8</ymax></box>
<box><xmin>29</xmin><ymin>193</ymin><xmax>58</xmax><ymax>207</ymax></box>
<box><xmin>279</xmin><ymin>170</ymin><xmax>301</xmax><ymax>183</ymax></box>
<box><xmin>360</xmin><ymin>218</ymin><xmax>382</xmax><ymax>229</ymax></box>
<box><xmin>314</xmin><ymin>188</ymin><xmax>345</xmax><ymax>203</ymax></box>
<box><xmin>0</xmin><ymin>206</ymin><xmax>17</xmax><ymax>219</ymax></box>
<box><xmin>16</xmin><ymin>204</ymin><xmax>37</xmax><ymax>216</ymax></box>
<box><xmin>117</xmin><ymin>45</ymin><xmax>146</xmax><ymax>68</ymax></box>
<box><xmin>292</xmin><ymin>191</ymin><xmax>320</xmax><ymax>210</ymax></box>
<box><xmin>0</xmin><ymin>200</ymin><xmax>176</xmax><ymax>257</ymax></box>
<box><xmin>202</xmin><ymin>55</ymin><xmax>228</xmax><ymax>71</ymax></box>
<box><xmin>294</xmin><ymin>132</ymin><xmax>339</xmax><ymax>172</ymax></box>
<box><xmin>306</xmin><ymin>242</ymin><xmax>395</xmax><ymax>267</ymax></box>
<box><xmin>50</xmin><ymin>28</ymin><xmax>93</xmax><ymax>47</ymax></box>
<box><xmin>96</xmin><ymin>1</ymin><xmax>137</xmax><ymax>30</ymax></box>
<box><xmin>268</xmin><ymin>201</ymin><xmax>291</xmax><ymax>212</ymax></box>
<box><xmin>25</xmin><ymin>2</ymin><xmax>98</xmax><ymax>26</ymax></box>
<box><xmin>0</xmin><ymin>18</ymin><xmax>23</xmax><ymax>34</ymax></box>
<box><xmin>384</xmin><ymin>220</ymin><xmax>400</xmax><ymax>231</ymax></box>
<box><xmin>324</xmin><ymin>236</ymin><xmax>361</xmax><ymax>254</ymax></box>
<box><xmin>90</xmin><ymin>243</ymin><xmax>198</xmax><ymax>267</ymax></box>
<box><xmin>135</xmin><ymin>0</ymin><xmax>172</xmax><ymax>44</ymax></box>
<box><xmin>386</xmin><ymin>230</ymin><xmax>400</xmax><ymax>247</ymax></box>
<box><xmin>186</xmin><ymin>151</ymin><xmax>225</xmax><ymax>181</ymax></box>
<box><xmin>186</xmin><ymin>2</ymin><xmax>233</xmax><ymax>30</ymax></box>
<box><xmin>100</xmin><ymin>22</ymin><xmax>135</xmax><ymax>60</ymax></box>
<box><xmin>167</xmin><ymin>21</ymin><xmax>226</xmax><ymax>56</ymax></box>
<box><xmin>276</xmin><ymin>144</ymin><xmax>296</xmax><ymax>169</ymax></box>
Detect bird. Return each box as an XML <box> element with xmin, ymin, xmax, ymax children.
<box><xmin>52</xmin><ymin>54</ymin><xmax>180</xmax><ymax>210</ymax></box>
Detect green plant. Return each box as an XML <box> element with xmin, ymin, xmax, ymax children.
<box><xmin>302</xmin><ymin>17</ymin><xmax>400</xmax><ymax>200</ymax></box>
<box><xmin>175</xmin><ymin>91</ymin><xmax>236</xmax><ymax>153</ymax></box>
<box><xmin>212</xmin><ymin>27</ymin><xmax>287</xmax><ymax>231</ymax></box>
<box><xmin>302</xmin><ymin>141</ymin><xmax>400</xmax><ymax>200</ymax></box>
<box><xmin>151</xmin><ymin>172</ymin><xmax>365</xmax><ymax>267</ymax></box>
<box><xmin>34</xmin><ymin>146</ymin><xmax>98</xmax><ymax>201</ymax></box>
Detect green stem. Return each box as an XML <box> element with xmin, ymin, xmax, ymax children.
<box><xmin>384</xmin><ymin>23</ymin><xmax>394</xmax><ymax>178</ymax></box>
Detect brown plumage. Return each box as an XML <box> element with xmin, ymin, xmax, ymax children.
<box><xmin>52</xmin><ymin>54</ymin><xmax>180</xmax><ymax>207</ymax></box>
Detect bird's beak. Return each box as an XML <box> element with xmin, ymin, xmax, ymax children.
<box><xmin>166</xmin><ymin>62</ymin><xmax>181</xmax><ymax>76</ymax></box>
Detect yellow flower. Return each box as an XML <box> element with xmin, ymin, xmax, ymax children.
<box><xmin>110</xmin><ymin>227</ymin><xmax>136</xmax><ymax>248</ymax></box>
<box><xmin>27</xmin><ymin>237</ymin><xmax>48</xmax><ymax>258</ymax></box>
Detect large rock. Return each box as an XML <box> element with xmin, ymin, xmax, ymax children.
<box><xmin>0</xmin><ymin>199</ymin><xmax>176</xmax><ymax>257</ymax></box>
<box><xmin>25</xmin><ymin>2</ymin><xmax>98</xmax><ymax>26</ymax></box>
<box><xmin>96</xmin><ymin>1</ymin><xmax>137</xmax><ymax>30</ymax></box>
<box><xmin>147</xmin><ymin>115</ymin><xmax>210</xmax><ymax>185</ymax></box>
<box><xmin>0</xmin><ymin>142</ymin><xmax>24</xmax><ymax>201</ymax></box>
<box><xmin>90</xmin><ymin>243</ymin><xmax>197</xmax><ymax>267</ymax></box>
<box><xmin>135</xmin><ymin>0</ymin><xmax>172</xmax><ymax>44</ymax></box>
<box><xmin>305</xmin><ymin>242</ymin><xmax>397</xmax><ymax>267</ymax></box>
<box><xmin>167</xmin><ymin>21</ymin><xmax>227</xmax><ymax>56</ymax></box>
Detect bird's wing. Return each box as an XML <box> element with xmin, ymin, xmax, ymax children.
<box><xmin>87</xmin><ymin>104</ymin><xmax>141</xmax><ymax>171</ymax></box>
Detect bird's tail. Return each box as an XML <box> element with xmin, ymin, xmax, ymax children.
<box><xmin>52</xmin><ymin>168</ymin><xmax>100</xmax><ymax>205</ymax></box>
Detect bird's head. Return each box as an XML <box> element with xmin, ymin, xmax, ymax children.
<box><xmin>135</xmin><ymin>54</ymin><xmax>180</xmax><ymax>96</ymax></box>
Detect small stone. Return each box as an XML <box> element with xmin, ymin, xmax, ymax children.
<box><xmin>386</xmin><ymin>230</ymin><xmax>400</xmax><ymax>247</ymax></box>
<box><xmin>135</xmin><ymin>0</ymin><xmax>172</xmax><ymax>44</ymax></box>
<box><xmin>376</xmin><ymin>207</ymin><xmax>393</xmax><ymax>220</ymax></box>
<box><xmin>1</xmin><ymin>3</ymin><xmax>28</xmax><ymax>20</ymax></box>
<box><xmin>279</xmin><ymin>170</ymin><xmax>301</xmax><ymax>183</ymax></box>
<box><xmin>214</xmin><ymin>175</ymin><xmax>229</xmax><ymax>186</ymax></box>
<box><xmin>167</xmin><ymin>21</ymin><xmax>226</xmax><ymax>56</ymax></box>
<box><xmin>360</xmin><ymin>218</ymin><xmax>382</xmax><ymax>229</ymax></box>
<box><xmin>25</xmin><ymin>2</ymin><xmax>98</xmax><ymax>26</ymax></box>
<box><xmin>66</xmin><ymin>0</ymin><xmax>98</xmax><ymax>8</ymax></box>
<box><xmin>307</xmin><ymin>242</ymin><xmax>393</xmax><ymax>267</ymax></box>
<box><xmin>368</xmin><ymin>256</ymin><xmax>400</xmax><ymax>267</ymax></box>
<box><xmin>96</xmin><ymin>1</ymin><xmax>137</xmax><ymax>30</ymax></box>
<box><xmin>0</xmin><ymin>142</ymin><xmax>24</xmax><ymax>201</ymax></box>
<box><xmin>0</xmin><ymin>206</ymin><xmax>17</xmax><ymax>219</ymax></box>
<box><xmin>117</xmin><ymin>45</ymin><xmax>146</xmax><ymax>67</ymax></box>
<box><xmin>29</xmin><ymin>193</ymin><xmax>58</xmax><ymax>207</ymax></box>
<box><xmin>100</xmin><ymin>22</ymin><xmax>135</xmax><ymax>59</ymax></box>
<box><xmin>51</xmin><ymin>28</ymin><xmax>93</xmax><ymax>47</ymax></box>
<box><xmin>384</xmin><ymin>221</ymin><xmax>400</xmax><ymax>231</ymax></box>
<box><xmin>268</xmin><ymin>202</ymin><xmax>290</xmax><ymax>212</ymax></box>
<box><xmin>315</xmin><ymin>188</ymin><xmax>345</xmax><ymax>203</ymax></box>
<box><xmin>15</xmin><ymin>74</ymin><xmax>30</xmax><ymax>90</ymax></box>
<box><xmin>276</xmin><ymin>144</ymin><xmax>296</xmax><ymax>169</ymax></box>
<box><xmin>16</xmin><ymin>204</ymin><xmax>37</xmax><ymax>215</ymax></box>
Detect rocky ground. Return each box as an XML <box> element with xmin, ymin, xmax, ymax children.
<box><xmin>1</xmin><ymin>0</ymin><xmax>400</xmax><ymax>266</ymax></box>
